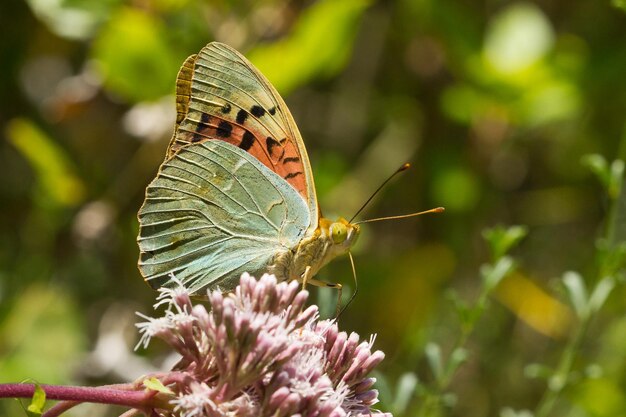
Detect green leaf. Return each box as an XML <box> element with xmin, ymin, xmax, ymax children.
<box><xmin>548</xmin><ymin>374</ymin><xmax>567</xmax><ymax>391</ymax></box>
<box><xmin>24</xmin><ymin>0</ymin><xmax>122</xmax><ymax>39</ymax></box>
<box><xmin>581</xmin><ymin>154</ymin><xmax>610</xmax><ymax>189</ymax></box>
<box><xmin>483</xmin><ymin>3</ymin><xmax>554</xmax><ymax>74</ymax></box>
<box><xmin>562</xmin><ymin>271</ymin><xmax>588</xmax><ymax>319</ymax></box>
<box><xmin>26</xmin><ymin>384</ymin><xmax>46</xmax><ymax>416</ymax></box>
<box><xmin>524</xmin><ymin>363</ymin><xmax>553</xmax><ymax>379</ymax></box>
<box><xmin>143</xmin><ymin>377</ymin><xmax>174</xmax><ymax>395</ymax></box>
<box><xmin>0</xmin><ymin>285</ymin><xmax>85</xmax><ymax>384</ymax></box>
<box><xmin>447</xmin><ymin>290</ymin><xmax>472</xmax><ymax>329</ymax></box>
<box><xmin>613</xmin><ymin>0</ymin><xmax>626</xmax><ymax>12</ymax></box>
<box><xmin>500</xmin><ymin>407</ymin><xmax>535</xmax><ymax>417</ymax></box>
<box><xmin>481</xmin><ymin>256</ymin><xmax>515</xmax><ymax>292</ymax></box>
<box><xmin>587</xmin><ymin>277</ymin><xmax>615</xmax><ymax>314</ymax></box>
<box><xmin>6</xmin><ymin>118</ymin><xmax>86</xmax><ymax>208</ymax></box>
<box><xmin>92</xmin><ymin>7</ymin><xmax>182</xmax><ymax>102</ymax></box>
<box><xmin>483</xmin><ymin>225</ymin><xmax>528</xmax><ymax>260</ymax></box>
<box><xmin>431</xmin><ymin>167</ymin><xmax>481</xmax><ymax>212</ymax></box>
<box><xmin>425</xmin><ymin>343</ymin><xmax>444</xmax><ymax>383</ymax></box>
<box><xmin>584</xmin><ymin>364</ymin><xmax>603</xmax><ymax>379</ymax></box>
<box><xmin>446</xmin><ymin>347</ymin><xmax>468</xmax><ymax>378</ymax></box>
<box><xmin>392</xmin><ymin>373</ymin><xmax>419</xmax><ymax>414</ymax></box>
<box><xmin>248</xmin><ymin>0</ymin><xmax>372</xmax><ymax>95</ymax></box>
<box><xmin>441</xmin><ymin>392</ymin><xmax>458</xmax><ymax>407</ymax></box>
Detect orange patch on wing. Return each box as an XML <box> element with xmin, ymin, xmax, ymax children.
<box><xmin>173</xmin><ymin>115</ymin><xmax>307</xmax><ymax>198</ymax></box>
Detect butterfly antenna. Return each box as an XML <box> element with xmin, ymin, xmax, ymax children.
<box><xmin>337</xmin><ymin>252</ymin><xmax>359</xmax><ymax>318</ymax></box>
<box><xmin>349</xmin><ymin>163</ymin><xmax>411</xmax><ymax>223</ymax></box>
<box><xmin>355</xmin><ymin>206</ymin><xmax>445</xmax><ymax>225</ymax></box>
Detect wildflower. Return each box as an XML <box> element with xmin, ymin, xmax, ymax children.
<box><xmin>137</xmin><ymin>273</ymin><xmax>391</xmax><ymax>416</ymax></box>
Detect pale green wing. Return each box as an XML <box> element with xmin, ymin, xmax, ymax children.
<box><xmin>137</xmin><ymin>140</ymin><xmax>310</xmax><ymax>294</ymax></box>
<box><xmin>167</xmin><ymin>42</ymin><xmax>319</xmax><ymax>230</ymax></box>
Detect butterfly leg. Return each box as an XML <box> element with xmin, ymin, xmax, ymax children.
<box><xmin>304</xmin><ymin>277</ymin><xmax>343</xmax><ymax>318</ymax></box>
<box><xmin>301</xmin><ymin>265</ymin><xmax>312</xmax><ymax>291</ymax></box>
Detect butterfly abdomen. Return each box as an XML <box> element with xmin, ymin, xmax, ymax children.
<box><xmin>269</xmin><ymin>231</ymin><xmax>333</xmax><ymax>282</ymax></box>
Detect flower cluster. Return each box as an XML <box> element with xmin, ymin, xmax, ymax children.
<box><xmin>136</xmin><ymin>273</ymin><xmax>390</xmax><ymax>417</ymax></box>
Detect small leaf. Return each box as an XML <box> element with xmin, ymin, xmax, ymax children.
<box><xmin>500</xmin><ymin>407</ymin><xmax>535</xmax><ymax>417</ymax></box>
<box><xmin>248</xmin><ymin>0</ymin><xmax>372</xmax><ymax>95</ymax></box>
<box><xmin>581</xmin><ymin>154</ymin><xmax>610</xmax><ymax>188</ymax></box>
<box><xmin>585</xmin><ymin>364</ymin><xmax>603</xmax><ymax>379</ymax></box>
<box><xmin>481</xmin><ymin>256</ymin><xmax>515</xmax><ymax>292</ymax></box>
<box><xmin>483</xmin><ymin>225</ymin><xmax>528</xmax><ymax>260</ymax></box>
<box><xmin>392</xmin><ymin>373</ymin><xmax>419</xmax><ymax>414</ymax></box>
<box><xmin>614</xmin><ymin>0</ymin><xmax>626</xmax><ymax>11</ymax></box>
<box><xmin>587</xmin><ymin>277</ymin><xmax>615</xmax><ymax>314</ymax></box>
<box><xmin>143</xmin><ymin>377</ymin><xmax>174</xmax><ymax>395</ymax></box>
<box><xmin>524</xmin><ymin>363</ymin><xmax>553</xmax><ymax>379</ymax></box>
<box><xmin>7</xmin><ymin>118</ymin><xmax>86</xmax><ymax>208</ymax></box>
<box><xmin>425</xmin><ymin>343</ymin><xmax>444</xmax><ymax>383</ymax></box>
<box><xmin>24</xmin><ymin>0</ymin><xmax>122</xmax><ymax>39</ymax></box>
<box><xmin>446</xmin><ymin>290</ymin><xmax>472</xmax><ymax>328</ymax></box>
<box><xmin>595</xmin><ymin>240</ymin><xmax>626</xmax><ymax>276</ymax></box>
<box><xmin>441</xmin><ymin>392</ymin><xmax>458</xmax><ymax>407</ymax></box>
<box><xmin>562</xmin><ymin>271</ymin><xmax>588</xmax><ymax>319</ymax></box>
<box><xmin>446</xmin><ymin>347</ymin><xmax>468</xmax><ymax>377</ymax></box>
<box><xmin>548</xmin><ymin>374</ymin><xmax>566</xmax><ymax>391</ymax></box>
<box><xmin>26</xmin><ymin>384</ymin><xmax>46</xmax><ymax>416</ymax></box>
<box><xmin>92</xmin><ymin>7</ymin><xmax>182</xmax><ymax>102</ymax></box>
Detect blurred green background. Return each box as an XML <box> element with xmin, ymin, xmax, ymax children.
<box><xmin>1</xmin><ymin>0</ymin><xmax>625</xmax><ymax>416</ymax></box>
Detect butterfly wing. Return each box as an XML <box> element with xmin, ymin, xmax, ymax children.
<box><xmin>167</xmin><ymin>42</ymin><xmax>319</xmax><ymax>228</ymax></box>
<box><xmin>138</xmin><ymin>140</ymin><xmax>310</xmax><ymax>293</ymax></box>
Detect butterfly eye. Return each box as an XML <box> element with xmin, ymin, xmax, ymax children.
<box><xmin>330</xmin><ymin>223</ymin><xmax>348</xmax><ymax>244</ymax></box>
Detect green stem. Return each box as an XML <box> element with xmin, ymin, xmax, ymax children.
<box><xmin>603</xmin><ymin>180</ymin><xmax>619</xmax><ymax>248</ymax></box>
<box><xmin>606</xmin><ymin>125</ymin><xmax>626</xmax><ymax>248</ymax></box>
<box><xmin>534</xmin><ymin>317</ymin><xmax>589</xmax><ymax>417</ymax></box>
<box><xmin>534</xmin><ymin>142</ymin><xmax>625</xmax><ymax>417</ymax></box>
<box><xmin>416</xmin><ymin>288</ymin><xmax>489</xmax><ymax>417</ymax></box>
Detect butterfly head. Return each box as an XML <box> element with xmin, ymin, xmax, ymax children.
<box><xmin>320</xmin><ymin>217</ymin><xmax>360</xmax><ymax>257</ymax></box>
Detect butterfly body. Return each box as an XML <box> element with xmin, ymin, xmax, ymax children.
<box><xmin>270</xmin><ymin>217</ymin><xmax>360</xmax><ymax>282</ymax></box>
<box><xmin>138</xmin><ymin>42</ymin><xmax>359</xmax><ymax>294</ymax></box>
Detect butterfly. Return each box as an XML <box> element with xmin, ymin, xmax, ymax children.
<box><xmin>137</xmin><ymin>42</ymin><xmax>360</xmax><ymax>296</ymax></box>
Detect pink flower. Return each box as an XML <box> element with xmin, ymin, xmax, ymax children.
<box><xmin>137</xmin><ymin>273</ymin><xmax>391</xmax><ymax>417</ymax></box>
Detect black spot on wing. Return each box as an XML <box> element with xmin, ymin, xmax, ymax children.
<box><xmin>283</xmin><ymin>157</ymin><xmax>300</xmax><ymax>164</ymax></box>
<box><xmin>266</xmin><ymin>137</ymin><xmax>281</xmax><ymax>157</ymax></box>
<box><xmin>284</xmin><ymin>172</ymin><xmax>303</xmax><ymax>180</ymax></box>
<box><xmin>192</xmin><ymin>113</ymin><xmax>211</xmax><ymax>142</ymax></box>
<box><xmin>221</xmin><ymin>103</ymin><xmax>231</xmax><ymax>114</ymax></box>
<box><xmin>216</xmin><ymin>121</ymin><xmax>232</xmax><ymax>138</ymax></box>
<box><xmin>236</xmin><ymin>109</ymin><xmax>248</xmax><ymax>124</ymax></box>
<box><xmin>240</xmin><ymin>131</ymin><xmax>255</xmax><ymax>151</ymax></box>
<box><xmin>269</xmin><ymin>106</ymin><xmax>276</xmax><ymax>115</ymax></box>
<box><xmin>250</xmin><ymin>105</ymin><xmax>266</xmax><ymax>117</ymax></box>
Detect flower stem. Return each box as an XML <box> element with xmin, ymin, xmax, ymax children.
<box><xmin>42</xmin><ymin>400</ymin><xmax>79</xmax><ymax>417</ymax></box>
<box><xmin>0</xmin><ymin>383</ymin><xmax>172</xmax><ymax>416</ymax></box>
